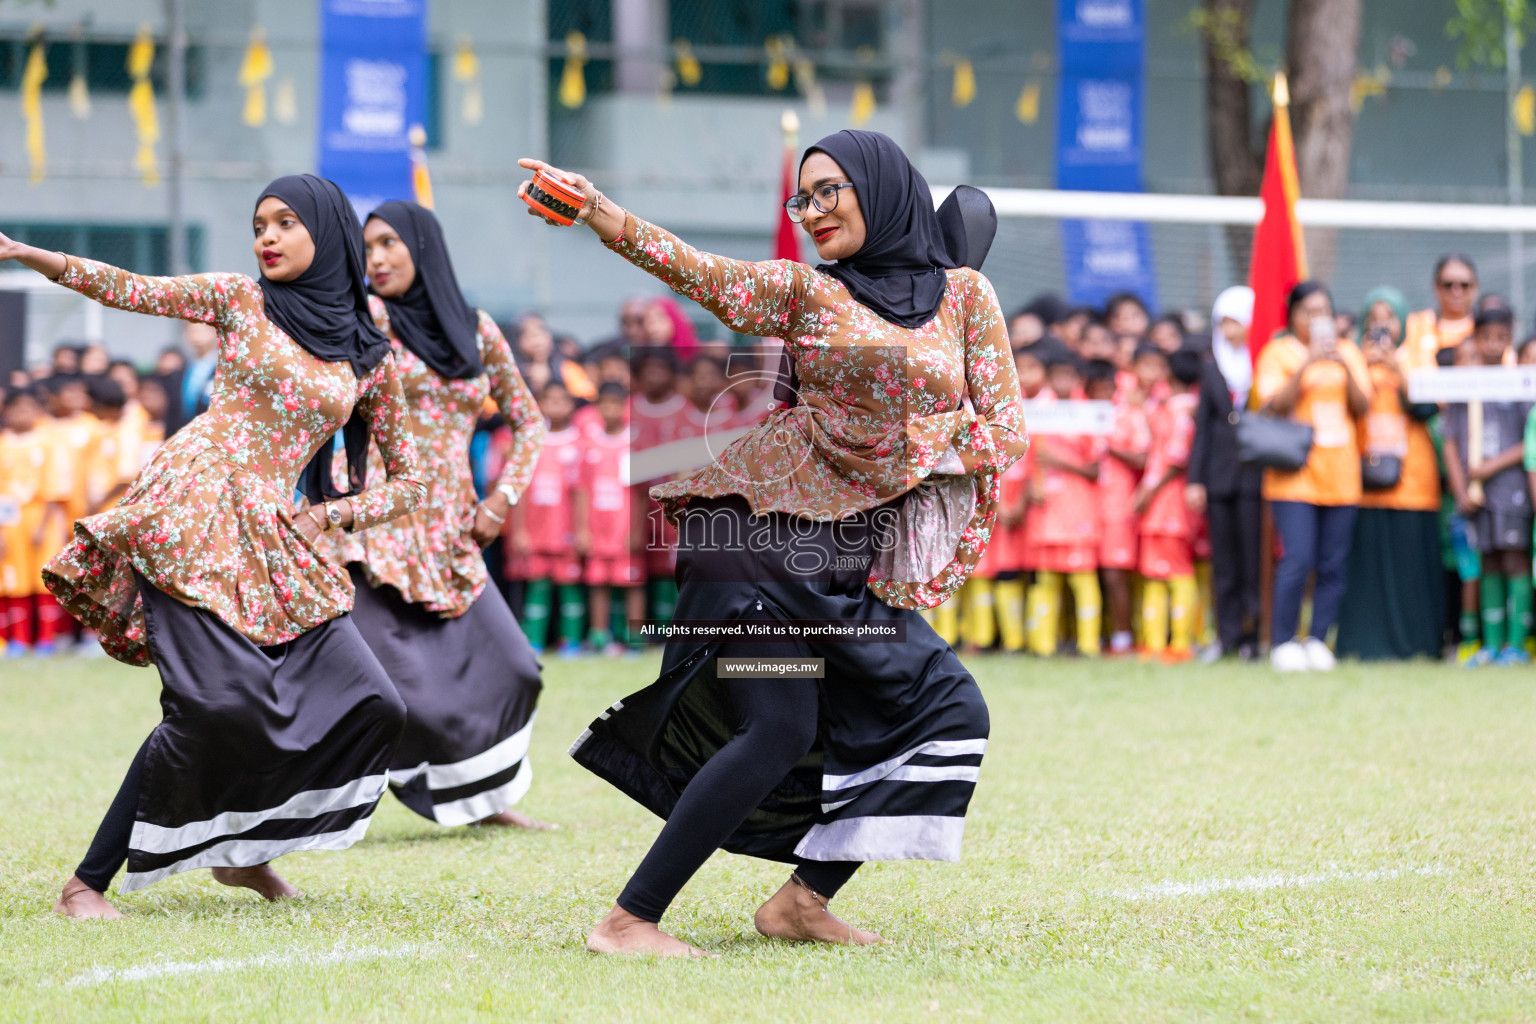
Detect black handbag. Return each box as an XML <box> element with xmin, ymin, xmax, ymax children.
<box><xmin>1361</xmin><ymin>453</ymin><xmax>1403</xmax><ymax>491</ymax></box>
<box><xmin>1234</xmin><ymin>412</ymin><xmax>1315</xmax><ymax>471</ymax></box>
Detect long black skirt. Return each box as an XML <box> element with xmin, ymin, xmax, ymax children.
<box><xmin>1336</xmin><ymin>508</ymin><xmax>1445</xmax><ymax>661</ymax></box>
<box><xmin>121</xmin><ymin>574</ymin><xmax>406</xmax><ymax>892</ymax></box>
<box><xmin>347</xmin><ymin>565</ymin><xmax>543</xmax><ymax>825</ymax></box>
<box><xmin>570</xmin><ymin>494</ymin><xmax>990</xmax><ymax>864</ymax></box>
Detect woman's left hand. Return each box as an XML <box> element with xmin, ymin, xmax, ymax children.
<box><xmin>470</xmin><ymin>491</ymin><xmax>511</xmax><ymax>549</ymax></box>
<box><xmin>296</xmin><ymin>506</ymin><xmax>325</xmax><ymax>544</ymax></box>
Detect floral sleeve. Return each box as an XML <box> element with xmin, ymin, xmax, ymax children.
<box><xmin>478</xmin><ymin>310</ymin><xmax>546</xmax><ymax>504</ymax></box>
<box><xmin>951</xmin><ymin>272</ymin><xmax>1029</xmax><ymax>475</ymax></box>
<box><xmin>604</xmin><ymin>212</ymin><xmax>812</xmax><ymax>337</ymax></box>
<box><xmin>55</xmin><ymin>256</ymin><xmax>256</xmax><ymax>329</ymax></box>
<box><xmin>346</xmin><ymin>354</ymin><xmax>427</xmax><ymax>531</ymax></box>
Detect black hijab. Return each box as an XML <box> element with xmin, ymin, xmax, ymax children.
<box><xmin>254</xmin><ymin>174</ymin><xmax>391</xmax><ymax>503</ymax></box>
<box><xmin>773</xmin><ymin>132</ymin><xmax>997</xmax><ymax>404</ymax></box>
<box><xmin>255</xmin><ymin>174</ymin><xmax>391</xmax><ymax>378</ymax></box>
<box><xmin>802</xmin><ymin>130</ymin><xmax>985</xmax><ymax>330</ymax></box>
<box><xmin>367</xmin><ymin>201</ymin><xmax>484</xmax><ymax>380</ymax></box>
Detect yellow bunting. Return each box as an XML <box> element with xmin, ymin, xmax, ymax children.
<box><xmin>673</xmin><ymin>38</ymin><xmax>701</xmax><ymax>88</ymax></box>
<box><xmin>68</xmin><ymin>72</ymin><xmax>91</xmax><ymax>119</ymax></box>
<box><xmin>558</xmin><ymin>31</ymin><xmax>587</xmax><ymax>109</ymax></box>
<box><xmin>850</xmin><ymin>81</ymin><xmax>876</xmax><ymax>126</ymax></box>
<box><xmin>239</xmin><ymin>27</ymin><xmax>273</xmax><ymax>127</ymax></box>
<box><xmin>951</xmin><ymin>58</ymin><xmax>976</xmax><ymax>108</ymax></box>
<box><xmin>274</xmin><ymin>78</ymin><xmax>297</xmax><ymax>123</ymax></box>
<box><xmin>21</xmin><ymin>38</ymin><xmax>46</xmax><ymax>184</ymax></box>
<box><xmin>1433</xmin><ymin>65</ymin><xmax>1452</xmax><ymax>90</ymax></box>
<box><xmin>765</xmin><ymin>35</ymin><xmax>790</xmax><ymax>91</ymax></box>
<box><xmin>1518</xmin><ymin>84</ymin><xmax>1536</xmax><ymax>136</ymax></box>
<box><xmin>454</xmin><ymin>37</ymin><xmax>483</xmax><ymax>125</ymax></box>
<box><xmin>409</xmin><ymin>124</ymin><xmax>434</xmax><ymax>209</ymax></box>
<box><xmin>1349</xmin><ymin>64</ymin><xmax>1390</xmax><ymax>113</ymax></box>
<box><xmin>793</xmin><ymin>57</ymin><xmax>825</xmax><ymax>117</ymax></box>
<box><xmin>126</xmin><ymin>27</ymin><xmax>160</xmax><ymax>186</ymax></box>
<box><xmin>1015</xmin><ymin>80</ymin><xmax>1040</xmax><ymax>124</ymax></box>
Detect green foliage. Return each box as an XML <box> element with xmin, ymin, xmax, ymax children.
<box><xmin>1185</xmin><ymin>4</ymin><xmax>1266</xmax><ymax>83</ymax></box>
<box><xmin>1448</xmin><ymin>0</ymin><xmax>1536</xmax><ymax>69</ymax></box>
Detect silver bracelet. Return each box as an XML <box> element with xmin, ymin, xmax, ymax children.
<box><xmin>573</xmin><ymin>189</ymin><xmax>604</xmax><ymax>227</ymax></box>
<box><xmin>478</xmin><ymin>502</ymin><xmax>506</xmax><ymax>526</ymax></box>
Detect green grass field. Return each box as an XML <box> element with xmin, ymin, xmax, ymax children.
<box><xmin>5</xmin><ymin>652</ymin><xmax>1536</xmax><ymax>1022</ymax></box>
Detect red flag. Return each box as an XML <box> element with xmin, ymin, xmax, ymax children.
<box><xmin>775</xmin><ymin>142</ymin><xmax>801</xmax><ymax>263</ymax></box>
<box><xmin>1247</xmin><ymin>74</ymin><xmax>1308</xmax><ymax>378</ymax></box>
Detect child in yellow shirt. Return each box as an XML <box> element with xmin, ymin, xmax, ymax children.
<box><xmin>0</xmin><ymin>388</ymin><xmax>69</xmax><ymax>655</ymax></box>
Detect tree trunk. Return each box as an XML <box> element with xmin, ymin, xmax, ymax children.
<box><xmin>1202</xmin><ymin>0</ymin><xmax>1263</xmax><ymax>281</ymax></box>
<box><xmin>1286</xmin><ymin>0</ymin><xmax>1364</xmax><ymax>283</ymax></box>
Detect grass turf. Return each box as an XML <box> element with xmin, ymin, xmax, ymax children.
<box><xmin>3</xmin><ymin>652</ymin><xmax>1536</xmax><ymax>1022</ymax></box>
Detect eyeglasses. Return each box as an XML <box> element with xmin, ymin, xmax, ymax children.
<box><xmin>1438</xmin><ymin>279</ymin><xmax>1475</xmax><ymax>291</ymax></box>
<box><xmin>784</xmin><ymin>182</ymin><xmax>856</xmax><ymax>223</ymax></box>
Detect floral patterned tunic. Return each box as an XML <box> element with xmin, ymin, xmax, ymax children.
<box><xmin>318</xmin><ymin>298</ymin><xmax>545</xmax><ymax>617</ymax></box>
<box><xmin>41</xmin><ymin>257</ymin><xmax>426</xmax><ymax>666</ymax></box>
<box><xmin>607</xmin><ymin>213</ymin><xmax>1029</xmax><ymax>609</ymax></box>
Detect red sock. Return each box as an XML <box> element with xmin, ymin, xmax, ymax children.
<box><xmin>0</xmin><ymin>596</ymin><xmax>15</xmax><ymax>643</ymax></box>
<box><xmin>11</xmin><ymin>595</ymin><xmax>34</xmax><ymax>645</ymax></box>
<box><xmin>33</xmin><ymin>593</ymin><xmax>62</xmax><ymax>644</ymax></box>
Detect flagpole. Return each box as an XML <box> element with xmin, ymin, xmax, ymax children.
<box><xmin>166</xmin><ymin>0</ymin><xmax>188</xmax><ymax>275</ymax></box>
<box><xmin>1507</xmin><ymin>7</ymin><xmax>1525</xmax><ymax>314</ymax></box>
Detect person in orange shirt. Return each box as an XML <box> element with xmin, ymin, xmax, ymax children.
<box><xmin>1098</xmin><ymin>348</ymin><xmax>1159</xmax><ymax>655</ymax></box>
<box><xmin>1255</xmin><ymin>281</ymin><xmax>1372</xmax><ymax>672</ymax></box>
<box><xmin>1135</xmin><ymin>349</ymin><xmax>1202</xmax><ymax>662</ymax></box>
<box><xmin>1335</xmin><ymin>286</ymin><xmax>1444</xmax><ymax>660</ymax></box>
<box><xmin>1399</xmin><ymin>254</ymin><xmax>1477</xmax><ymax>373</ymax></box>
<box><xmin>0</xmin><ymin>388</ymin><xmax>69</xmax><ymax>656</ymax></box>
<box><xmin>1024</xmin><ymin>345</ymin><xmax>1103</xmax><ymax>656</ymax></box>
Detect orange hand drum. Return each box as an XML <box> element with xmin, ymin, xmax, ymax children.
<box><xmin>523</xmin><ymin>169</ymin><xmax>588</xmax><ymax>226</ymax></box>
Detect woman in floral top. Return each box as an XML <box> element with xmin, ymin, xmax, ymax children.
<box><xmin>316</xmin><ymin>200</ymin><xmax>549</xmax><ymax>830</ymax></box>
<box><xmin>1</xmin><ymin>175</ymin><xmax>426</xmax><ymax>919</ymax></box>
<box><xmin>521</xmin><ymin>130</ymin><xmax>1027</xmax><ymax>957</ymax></box>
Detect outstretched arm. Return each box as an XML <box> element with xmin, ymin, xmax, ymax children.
<box><xmin>516</xmin><ymin>158</ymin><xmax>810</xmax><ymax>339</ymax></box>
<box><xmin>1</xmin><ymin>228</ymin><xmax>247</xmax><ymax>327</ymax></box>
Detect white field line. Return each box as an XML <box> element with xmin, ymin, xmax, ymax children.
<box><xmin>64</xmin><ymin>942</ymin><xmax>433</xmax><ymax>988</ymax></box>
<box><xmin>1106</xmin><ymin>866</ymin><xmax>1451</xmax><ymax>902</ymax></box>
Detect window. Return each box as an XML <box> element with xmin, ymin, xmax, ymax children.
<box><xmin>0</xmin><ymin>223</ymin><xmax>205</xmax><ymax>276</ymax></box>
<box><xmin>0</xmin><ymin>35</ymin><xmax>207</xmax><ymax>99</ymax></box>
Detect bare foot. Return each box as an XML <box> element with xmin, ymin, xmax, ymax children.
<box><xmin>472</xmin><ymin>808</ymin><xmax>557</xmax><ymax>830</ymax></box>
<box><xmin>753</xmin><ymin>877</ymin><xmax>884</xmax><ymax>946</ymax></box>
<box><xmin>210</xmin><ymin>863</ymin><xmax>300</xmax><ymax>902</ymax></box>
<box><xmin>585</xmin><ymin>904</ymin><xmax>714</xmax><ymax>958</ymax></box>
<box><xmin>54</xmin><ymin>876</ymin><xmax>124</xmax><ymax>920</ymax></box>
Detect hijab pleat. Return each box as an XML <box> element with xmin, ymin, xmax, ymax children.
<box><xmin>368</xmin><ymin>201</ymin><xmax>483</xmax><ymax>380</ymax></box>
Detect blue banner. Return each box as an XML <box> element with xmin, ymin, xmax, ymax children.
<box><xmin>318</xmin><ymin>0</ymin><xmax>428</xmax><ymax>217</ymax></box>
<box><xmin>1055</xmin><ymin>0</ymin><xmax>1157</xmax><ymax>309</ymax></box>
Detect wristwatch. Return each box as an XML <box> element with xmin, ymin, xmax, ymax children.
<box><xmin>324</xmin><ymin>501</ymin><xmax>344</xmax><ymax>531</ymax></box>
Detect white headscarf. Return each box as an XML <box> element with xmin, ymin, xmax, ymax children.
<box><xmin>1211</xmin><ymin>285</ymin><xmax>1255</xmax><ymax>408</ymax></box>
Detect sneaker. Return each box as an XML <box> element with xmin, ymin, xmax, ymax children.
<box><xmin>1300</xmin><ymin>637</ymin><xmax>1336</xmax><ymax>671</ymax></box>
<box><xmin>556</xmin><ymin>640</ymin><xmax>584</xmax><ymax>659</ymax></box>
<box><xmin>602</xmin><ymin>641</ymin><xmax>627</xmax><ymax>658</ymax></box>
<box><xmin>1269</xmin><ymin>640</ymin><xmax>1311</xmax><ymax>672</ymax></box>
<box><xmin>1461</xmin><ymin>646</ymin><xmax>1495</xmax><ymax>668</ymax></box>
<box><xmin>32</xmin><ymin>641</ymin><xmax>57</xmax><ymax>658</ymax></box>
<box><xmin>1161</xmin><ymin>648</ymin><xmax>1194</xmax><ymax>665</ymax></box>
<box><xmin>1197</xmin><ymin>642</ymin><xmax>1225</xmax><ymax>665</ymax></box>
<box><xmin>1456</xmin><ymin>640</ymin><xmax>1483</xmax><ymax>666</ymax></box>
<box><xmin>1493</xmin><ymin>645</ymin><xmax>1531</xmax><ymax>667</ymax></box>
<box><xmin>3</xmin><ymin>640</ymin><xmax>29</xmax><ymax>659</ymax></box>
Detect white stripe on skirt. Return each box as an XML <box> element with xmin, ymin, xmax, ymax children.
<box><xmin>794</xmin><ymin>813</ymin><xmax>968</xmax><ymax>863</ymax></box>
<box><xmin>128</xmin><ymin>773</ymin><xmax>388</xmax><ymax>855</ymax></box>
<box><xmin>387</xmin><ymin>714</ymin><xmax>537</xmax><ymax>791</ymax></box>
<box><xmin>121</xmin><ymin>816</ymin><xmax>375</xmax><ymax>892</ymax></box>
<box><xmin>821</xmin><ymin>739</ymin><xmax>987</xmax><ymax>792</ymax></box>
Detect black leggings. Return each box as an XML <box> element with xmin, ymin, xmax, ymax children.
<box><xmin>75</xmin><ymin>735</ymin><xmax>152</xmax><ymax>892</ymax></box>
<box><xmin>616</xmin><ymin>667</ymin><xmax>861</xmax><ymax>923</ymax></box>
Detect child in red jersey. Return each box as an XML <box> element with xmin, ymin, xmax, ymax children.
<box><xmin>577</xmin><ymin>383</ymin><xmax>645</xmax><ymax>655</ymax></box>
<box><xmin>1099</xmin><ymin>347</ymin><xmax>1163</xmax><ymax>654</ymax></box>
<box><xmin>1024</xmin><ymin>346</ymin><xmax>1103</xmax><ymax>656</ymax></box>
<box><xmin>629</xmin><ymin>349</ymin><xmax>687</xmax><ymax>627</ymax></box>
<box><xmin>1135</xmin><ymin>348</ymin><xmax>1202</xmax><ymax>661</ymax></box>
<box><xmin>508</xmin><ymin>379</ymin><xmax>585</xmax><ymax>656</ymax></box>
